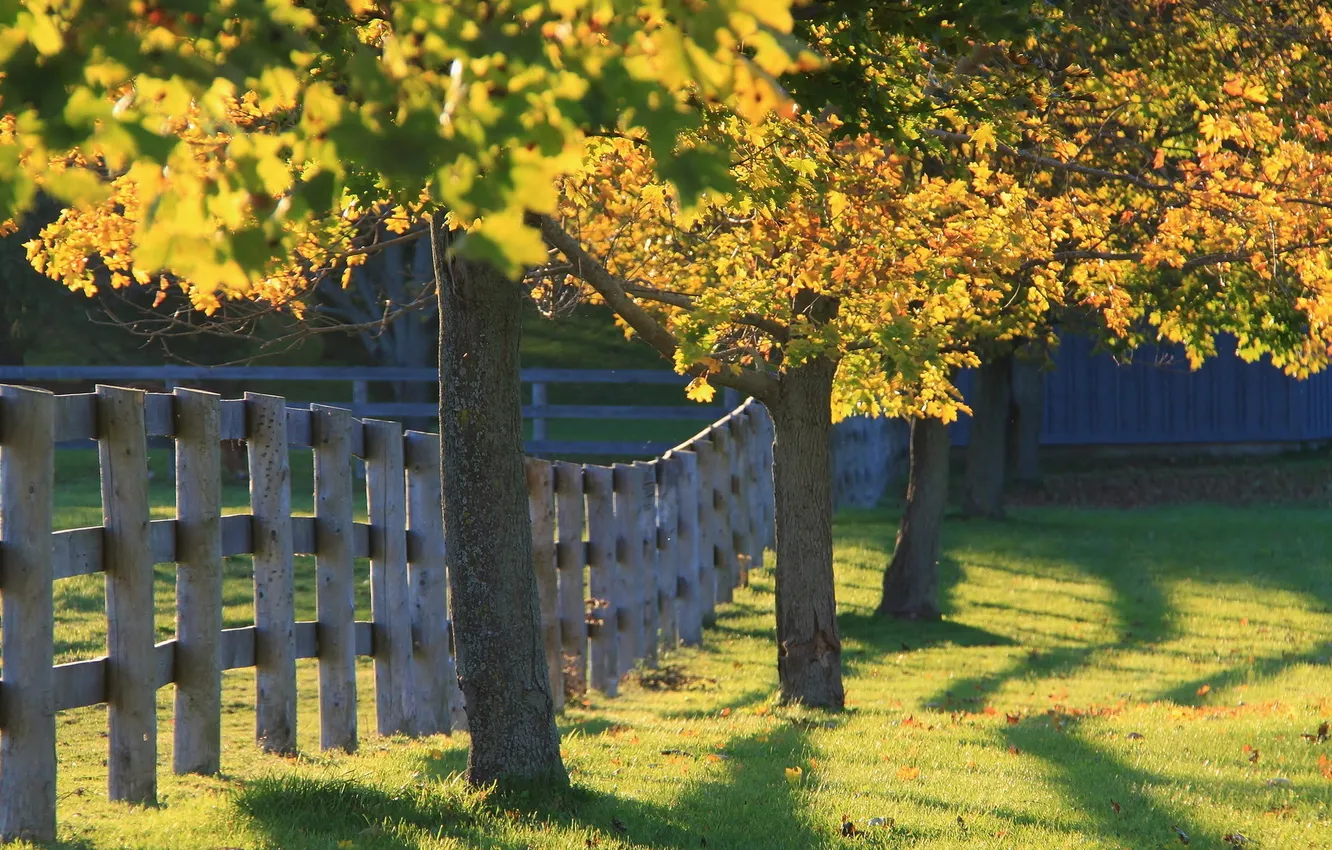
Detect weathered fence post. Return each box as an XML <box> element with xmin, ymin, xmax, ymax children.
<box><xmin>673</xmin><ymin>450</ymin><xmax>703</xmax><ymax>646</ymax></box>
<box><xmin>405</xmin><ymin>430</ymin><xmax>466</xmax><ymax>735</ymax></box>
<box><xmin>745</xmin><ymin>406</ymin><xmax>767</xmax><ymax>570</ymax></box>
<box><xmin>531</xmin><ymin>381</ymin><xmax>548</xmax><ymax>442</ymax></box>
<box><xmin>729</xmin><ymin>417</ymin><xmax>752</xmax><ymax>587</ymax></box>
<box><xmin>98</xmin><ymin>385</ymin><xmax>157</xmax><ymax>804</ymax></box>
<box><xmin>526</xmin><ymin>458</ymin><xmax>563</xmax><ymax>710</ymax></box>
<box><xmin>710</xmin><ymin>426</ymin><xmax>735</xmax><ymax>603</ymax></box>
<box><xmin>584</xmin><ymin>465</ymin><xmax>618</xmax><ymax>695</ymax></box>
<box><xmin>656</xmin><ymin>457</ymin><xmax>681</xmax><ymax>651</ymax></box>
<box><xmin>693</xmin><ymin>438</ymin><xmax>719</xmax><ymax>626</ymax></box>
<box><xmin>633</xmin><ymin>460</ymin><xmax>660</xmax><ymax>667</ymax></box>
<box><xmin>312</xmin><ymin>404</ymin><xmax>358</xmax><ymax>751</ymax></box>
<box><xmin>554</xmin><ymin>462</ymin><xmax>588</xmax><ymax>702</ymax></box>
<box><xmin>761</xmin><ymin>406</ymin><xmax>777</xmax><ymax>549</ymax></box>
<box><xmin>612</xmin><ymin>463</ymin><xmax>643</xmax><ymax>676</ymax></box>
<box><xmin>246</xmin><ymin>392</ymin><xmax>298</xmax><ymax>754</ymax></box>
<box><xmin>364</xmin><ymin>418</ymin><xmax>415</xmax><ymax>736</ymax></box>
<box><xmin>0</xmin><ymin>385</ymin><xmax>57</xmax><ymax>842</ymax></box>
<box><xmin>173</xmin><ymin>388</ymin><xmax>223</xmax><ymax>775</ymax></box>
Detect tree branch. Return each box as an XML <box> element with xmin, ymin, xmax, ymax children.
<box><xmin>622</xmin><ymin>283</ymin><xmax>791</xmax><ymax>342</ymax></box>
<box><xmin>534</xmin><ymin>214</ymin><xmax>780</xmax><ymax>401</ymax></box>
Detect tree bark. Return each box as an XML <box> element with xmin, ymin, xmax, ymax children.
<box><xmin>432</xmin><ymin>225</ymin><xmax>566</xmax><ymax>790</ymax></box>
<box><xmin>961</xmin><ymin>353</ymin><xmax>1012</xmax><ymax>519</ymax></box>
<box><xmin>1007</xmin><ymin>356</ymin><xmax>1044</xmax><ymax>484</ymax></box>
<box><xmin>769</xmin><ymin>357</ymin><xmax>844</xmax><ymax>709</ymax></box>
<box><xmin>877</xmin><ymin>416</ymin><xmax>950</xmax><ymax>619</ymax></box>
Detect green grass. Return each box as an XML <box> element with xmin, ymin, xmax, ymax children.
<box><xmin>16</xmin><ymin>486</ymin><xmax>1332</xmax><ymax>848</ymax></box>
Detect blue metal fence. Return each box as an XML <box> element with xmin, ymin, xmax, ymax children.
<box><xmin>949</xmin><ymin>334</ymin><xmax>1332</xmax><ymax>446</ymax></box>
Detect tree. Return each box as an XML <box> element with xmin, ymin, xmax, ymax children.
<box><xmin>6</xmin><ymin>0</ymin><xmax>808</xmax><ymax>791</ymax></box>
<box><xmin>540</xmin><ymin>111</ymin><xmax>1050</xmax><ymax>705</ymax></box>
<box><xmin>879</xmin><ymin>0</ymin><xmax>1332</xmax><ymax>618</ymax></box>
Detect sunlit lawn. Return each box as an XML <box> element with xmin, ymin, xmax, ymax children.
<box><xmin>18</xmin><ymin>471</ymin><xmax>1332</xmax><ymax>848</ymax></box>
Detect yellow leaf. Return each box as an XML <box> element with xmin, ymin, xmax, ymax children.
<box><xmin>827</xmin><ymin>190</ymin><xmax>848</xmax><ymax>221</ymax></box>
<box><xmin>685</xmin><ymin>377</ymin><xmax>716</xmax><ymax>403</ymax></box>
<box><xmin>785</xmin><ymin>766</ymin><xmax>803</xmax><ymax>786</ymax></box>
<box><xmin>970</xmin><ymin>122</ymin><xmax>998</xmax><ymax>154</ymax></box>
<box><xmin>897</xmin><ymin>765</ymin><xmax>921</xmax><ymax>781</ymax></box>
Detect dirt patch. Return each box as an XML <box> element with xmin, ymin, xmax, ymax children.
<box><xmin>631</xmin><ymin>665</ymin><xmax>718</xmax><ymax>692</ymax></box>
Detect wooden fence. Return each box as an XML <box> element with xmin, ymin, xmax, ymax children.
<box><xmin>0</xmin><ymin>383</ymin><xmax>774</xmax><ymax>843</ymax></box>
<box><xmin>0</xmin><ymin>365</ymin><xmax>739</xmax><ymax>457</ymax></box>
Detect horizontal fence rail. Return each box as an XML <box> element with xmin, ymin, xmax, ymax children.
<box><xmin>0</xmin><ymin>383</ymin><xmax>775</xmax><ymax>844</ymax></box>
<box><xmin>0</xmin><ymin>366</ymin><xmax>739</xmax><ymax>458</ymax></box>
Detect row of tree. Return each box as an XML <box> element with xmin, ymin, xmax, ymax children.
<box><xmin>4</xmin><ymin>0</ymin><xmax>1332</xmax><ymax>797</ymax></box>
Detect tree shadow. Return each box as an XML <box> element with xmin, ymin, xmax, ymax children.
<box><xmin>227</xmin><ymin>726</ymin><xmax>835</xmax><ymax>850</ymax></box>
<box><xmin>232</xmin><ymin>772</ymin><xmax>535</xmax><ymax>850</ymax></box>
<box><xmin>839</xmin><ymin>604</ymin><xmax>1015</xmax><ymax>679</ymax></box>
<box><xmin>535</xmin><ymin>727</ymin><xmax>831</xmax><ymax>849</ymax></box>
<box><xmin>1000</xmin><ymin>717</ymin><xmax>1220</xmax><ymax>847</ymax></box>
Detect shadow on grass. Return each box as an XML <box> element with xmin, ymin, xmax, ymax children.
<box><xmin>234</xmin><ymin>728</ymin><xmax>832</xmax><ymax>850</ymax></box>
<box><xmin>1001</xmin><ymin>718</ymin><xmax>1217</xmax><ymax>847</ymax></box>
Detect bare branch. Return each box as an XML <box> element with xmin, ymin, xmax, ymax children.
<box><xmin>622</xmin><ymin>283</ymin><xmax>791</xmax><ymax>342</ymax></box>
<box><xmin>535</xmin><ymin>213</ymin><xmax>779</xmax><ymax>401</ymax></box>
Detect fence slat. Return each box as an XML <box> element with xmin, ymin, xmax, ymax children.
<box><xmin>730</xmin><ymin>417</ymin><xmax>753</xmax><ymax>587</ymax></box>
<box><xmin>744</xmin><ymin>407</ymin><xmax>766</xmax><ymax>570</ymax></box>
<box><xmin>97</xmin><ymin>385</ymin><xmax>158</xmax><ymax>805</ymax></box>
<box><xmin>633</xmin><ymin>460</ymin><xmax>659</xmax><ymax>667</ymax></box>
<box><xmin>0</xmin><ymin>386</ymin><xmax>57</xmax><ymax>842</ymax></box>
<box><xmin>173</xmin><ymin>388</ymin><xmax>223</xmax><ymax>776</ymax></box>
<box><xmin>554</xmin><ymin>462</ymin><xmax>587</xmax><ymax>702</ymax></box>
<box><xmin>405</xmin><ymin>431</ymin><xmax>466</xmax><ymax>735</ymax></box>
<box><xmin>693</xmin><ymin>439</ymin><xmax>719</xmax><ymax>626</ymax></box>
<box><xmin>313</xmin><ymin>404</ymin><xmax>358</xmax><ymax>752</ymax></box>
<box><xmin>656</xmin><ymin>458</ymin><xmax>681</xmax><ymax>651</ymax></box>
<box><xmin>246</xmin><ymin>392</ymin><xmax>298</xmax><ymax>754</ymax></box>
<box><xmin>611</xmin><ymin>464</ymin><xmax>643</xmax><ymax>676</ymax></box>
<box><xmin>673</xmin><ymin>451</ymin><xmax>703</xmax><ymax>645</ymax></box>
<box><xmin>584</xmin><ymin>465</ymin><xmax>618</xmax><ymax>695</ymax></box>
<box><xmin>365</xmin><ymin>419</ymin><xmax>415</xmax><ymax>736</ymax></box>
<box><xmin>711</xmin><ymin>426</ymin><xmax>735</xmax><ymax>602</ymax></box>
<box><xmin>526</xmin><ymin>459</ymin><xmax>563</xmax><ymax>710</ymax></box>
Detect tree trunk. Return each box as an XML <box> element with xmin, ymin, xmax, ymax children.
<box><xmin>1007</xmin><ymin>356</ymin><xmax>1044</xmax><ymax>484</ymax></box>
<box><xmin>769</xmin><ymin>357</ymin><xmax>844</xmax><ymax>709</ymax></box>
<box><xmin>962</xmin><ymin>354</ymin><xmax>1011</xmax><ymax>519</ymax></box>
<box><xmin>432</xmin><ymin>226</ymin><xmax>566</xmax><ymax>790</ymax></box>
<box><xmin>877</xmin><ymin>416</ymin><xmax>950</xmax><ymax>619</ymax></box>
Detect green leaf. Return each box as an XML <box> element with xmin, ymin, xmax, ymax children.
<box><xmin>455</xmin><ymin>212</ymin><xmax>548</xmax><ymax>278</ymax></box>
<box><xmin>43</xmin><ymin>167</ymin><xmax>109</xmax><ymax>206</ymax></box>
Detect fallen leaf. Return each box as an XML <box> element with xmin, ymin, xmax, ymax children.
<box><xmin>1318</xmin><ymin>753</ymin><xmax>1332</xmax><ymax>780</ymax></box>
<box><xmin>1006</xmin><ymin>713</ymin><xmax>1020</xmax><ymax>725</ymax></box>
<box><xmin>956</xmin><ymin>815</ymin><xmax>967</xmax><ymax>830</ymax></box>
<box><xmin>719</xmin><ymin>708</ymin><xmax>731</xmax><ymax>718</ymax></box>
<box><xmin>1127</xmin><ymin>732</ymin><xmax>1145</xmax><ymax>740</ymax></box>
<box><xmin>1223</xmin><ymin>834</ymin><xmax>1249</xmax><ymax>846</ymax></box>
<box><xmin>897</xmin><ymin>766</ymin><xmax>921</xmax><ymax>781</ymax></box>
<box><xmin>611</xmin><ymin>817</ymin><xmax>627</xmax><ymax>835</ymax></box>
<box><xmin>1111</xmin><ymin>800</ymin><xmax>1121</xmax><ymax>814</ymax></box>
<box><xmin>1175</xmin><ymin>825</ymin><xmax>1191</xmax><ymax>845</ymax></box>
<box><xmin>705</xmin><ymin>754</ymin><xmax>724</xmax><ymax>763</ymax></box>
<box><xmin>1265</xmin><ymin>776</ymin><xmax>1293</xmax><ymax>788</ymax></box>
<box><xmin>785</xmin><ymin>766</ymin><xmax>803</xmax><ymax>786</ymax></box>
<box><xmin>1319</xmin><ymin>721</ymin><xmax>1330</xmax><ymax>743</ymax></box>
<box><xmin>1197</xmin><ymin>684</ymin><xmax>1211</xmax><ymax>697</ymax></box>
<box><xmin>840</xmin><ymin>815</ymin><xmax>859</xmax><ymax>837</ymax></box>
<box><xmin>1008</xmin><ymin>745</ymin><xmax>1021</xmax><ymax>756</ymax></box>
